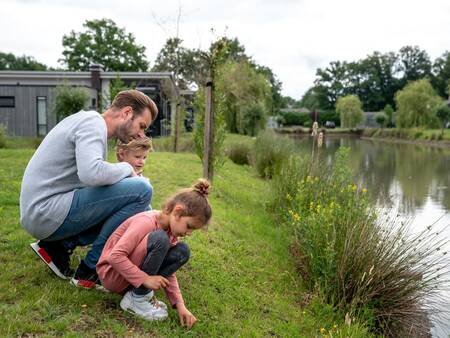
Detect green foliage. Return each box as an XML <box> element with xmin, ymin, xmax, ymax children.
<box><xmin>215</xmin><ymin>61</ymin><xmax>271</xmax><ymax>134</ymax></box>
<box><xmin>101</xmin><ymin>74</ymin><xmax>136</xmax><ymax>109</ymax></box>
<box><xmin>383</xmin><ymin>104</ymin><xmax>394</xmax><ymax>127</ymax></box>
<box><xmin>252</xmin><ymin>130</ymin><xmax>294</xmax><ymax>179</ymax></box>
<box><xmin>239</xmin><ymin>103</ymin><xmax>267</xmax><ymax>136</ymax></box>
<box><xmin>152</xmin><ymin>37</ymin><xmax>207</xmax><ymax>89</ymax></box>
<box><xmin>225</xmin><ymin>142</ymin><xmax>251</xmax><ymax>165</ymax></box>
<box><xmin>0</xmin><ymin>124</ymin><xmax>7</xmax><ymax>148</ymax></box>
<box><xmin>374</xmin><ymin>112</ymin><xmax>388</xmax><ymax>128</ymax></box>
<box><xmin>0</xmin><ymin>52</ymin><xmax>47</xmax><ymax>70</ymax></box>
<box><xmin>53</xmin><ymin>85</ymin><xmax>90</xmax><ymax>121</ymax></box>
<box><xmin>317</xmin><ymin>111</ymin><xmax>340</xmax><ymax>126</ymax></box>
<box><xmin>279</xmin><ymin>111</ymin><xmax>310</xmax><ymax>126</ymax></box>
<box><xmin>336</xmin><ymin>95</ymin><xmax>364</xmax><ymax>128</ymax></box>
<box><xmin>434</xmin><ymin>102</ymin><xmax>450</xmax><ymax>130</ymax></box>
<box><xmin>272</xmin><ymin>148</ymin><xmax>448</xmax><ymax>337</ymax></box>
<box><xmin>395</xmin><ymin>79</ymin><xmax>442</xmax><ymax>128</ymax></box>
<box><xmin>61</xmin><ymin>18</ymin><xmax>148</xmax><ymax>71</ymax></box>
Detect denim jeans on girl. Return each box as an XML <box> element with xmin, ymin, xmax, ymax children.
<box><xmin>133</xmin><ymin>230</ymin><xmax>190</xmax><ymax>296</ymax></box>
<box><xmin>45</xmin><ymin>177</ymin><xmax>152</xmax><ymax>269</ymax></box>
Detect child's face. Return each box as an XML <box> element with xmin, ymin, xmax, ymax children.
<box><xmin>169</xmin><ymin>212</ymin><xmax>203</xmax><ymax>238</ymax></box>
<box><xmin>119</xmin><ymin>148</ymin><xmax>148</xmax><ymax>175</ymax></box>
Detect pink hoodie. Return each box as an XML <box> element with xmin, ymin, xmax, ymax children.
<box><xmin>96</xmin><ymin>210</ymin><xmax>184</xmax><ymax>307</ymax></box>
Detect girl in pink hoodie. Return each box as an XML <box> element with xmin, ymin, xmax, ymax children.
<box><xmin>96</xmin><ymin>179</ymin><xmax>212</xmax><ymax>328</ymax></box>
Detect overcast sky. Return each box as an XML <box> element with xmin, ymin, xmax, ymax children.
<box><xmin>1</xmin><ymin>0</ymin><xmax>450</xmax><ymax>99</ymax></box>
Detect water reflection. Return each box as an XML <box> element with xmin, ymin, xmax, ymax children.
<box><xmin>293</xmin><ymin>136</ymin><xmax>450</xmax><ymax>214</ymax></box>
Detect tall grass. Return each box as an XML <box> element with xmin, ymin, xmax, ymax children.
<box><xmin>272</xmin><ymin>148</ymin><xmax>450</xmax><ymax>337</ymax></box>
<box><xmin>252</xmin><ymin>130</ymin><xmax>295</xmax><ymax>178</ymax></box>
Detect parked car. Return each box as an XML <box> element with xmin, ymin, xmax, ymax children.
<box><xmin>325</xmin><ymin>121</ymin><xmax>336</xmax><ymax>129</ymax></box>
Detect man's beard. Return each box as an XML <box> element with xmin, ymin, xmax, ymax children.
<box><xmin>116</xmin><ymin>119</ymin><xmax>134</xmax><ymax>143</ymax></box>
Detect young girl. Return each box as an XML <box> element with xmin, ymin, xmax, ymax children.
<box><xmin>96</xmin><ymin>179</ymin><xmax>212</xmax><ymax>328</ymax></box>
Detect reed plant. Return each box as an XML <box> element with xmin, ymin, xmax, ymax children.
<box><xmin>272</xmin><ymin>147</ymin><xmax>449</xmax><ymax>337</ymax></box>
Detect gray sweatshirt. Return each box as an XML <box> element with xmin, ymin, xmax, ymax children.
<box><xmin>20</xmin><ymin>111</ymin><xmax>133</xmax><ymax>239</ymax></box>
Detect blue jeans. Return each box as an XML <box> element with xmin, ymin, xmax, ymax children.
<box><xmin>133</xmin><ymin>230</ymin><xmax>190</xmax><ymax>296</ymax></box>
<box><xmin>45</xmin><ymin>177</ymin><xmax>152</xmax><ymax>269</ymax></box>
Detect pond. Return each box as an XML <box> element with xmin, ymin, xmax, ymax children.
<box><xmin>293</xmin><ymin>135</ymin><xmax>450</xmax><ymax>337</ymax></box>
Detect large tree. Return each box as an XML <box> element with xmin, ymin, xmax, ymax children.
<box><xmin>398</xmin><ymin>46</ymin><xmax>432</xmax><ymax>85</ymax></box>
<box><xmin>431</xmin><ymin>51</ymin><xmax>450</xmax><ymax>98</ymax></box>
<box><xmin>60</xmin><ymin>18</ymin><xmax>148</xmax><ymax>71</ymax></box>
<box><xmin>0</xmin><ymin>52</ymin><xmax>47</xmax><ymax>70</ymax></box>
<box><xmin>152</xmin><ymin>37</ymin><xmax>206</xmax><ymax>89</ymax></box>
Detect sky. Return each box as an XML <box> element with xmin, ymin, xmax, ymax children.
<box><xmin>1</xmin><ymin>0</ymin><xmax>450</xmax><ymax>100</ymax></box>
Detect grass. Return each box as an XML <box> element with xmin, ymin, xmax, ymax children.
<box><xmin>362</xmin><ymin>128</ymin><xmax>450</xmax><ymax>143</ymax></box>
<box><xmin>0</xmin><ymin>143</ymin><xmax>373</xmax><ymax>337</ymax></box>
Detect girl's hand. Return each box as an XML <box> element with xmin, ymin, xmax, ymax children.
<box><xmin>142</xmin><ymin>275</ymin><xmax>169</xmax><ymax>290</ymax></box>
<box><xmin>176</xmin><ymin>303</ymin><xmax>197</xmax><ymax>329</ymax></box>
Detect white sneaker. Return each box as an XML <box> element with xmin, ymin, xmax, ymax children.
<box><xmin>140</xmin><ymin>291</ymin><xmax>168</xmax><ymax>311</ymax></box>
<box><xmin>120</xmin><ymin>290</ymin><xmax>168</xmax><ymax>320</ymax></box>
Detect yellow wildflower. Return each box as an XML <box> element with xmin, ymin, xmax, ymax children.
<box><xmin>320</xmin><ymin>328</ymin><xmax>326</xmax><ymax>334</ymax></box>
<box><xmin>362</xmin><ymin>188</ymin><xmax>367</xmax><ymax>193</ymax></box>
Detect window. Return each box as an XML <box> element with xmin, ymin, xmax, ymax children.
<box><xmin>37</xmin><ymin>96</ymin><xmax>47</xmax><ymax>136</ymax></box>
<box><xmin>0</xmin><ymin>96</ymin><xmax>15</xmax><ymax>108</ymax></box>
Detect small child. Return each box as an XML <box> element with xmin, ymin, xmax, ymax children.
<box><xmin>96</xmin><ymin>179</ymin><xmax>212</xmax><ymax>328</ymax></box>
<box><xmin>116</xmin><ymin>137</ymin><xmax>153</xmax><ymax>176</ymax></box>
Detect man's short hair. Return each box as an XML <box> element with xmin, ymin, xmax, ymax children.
<box><xmin>111</xmin><ymin>90</ymin><xmax>158</xmax><ymax>122</ymax></box>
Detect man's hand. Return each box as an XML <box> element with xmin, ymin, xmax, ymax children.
<box><xmin>142</xmin><ymin>275</ymin><xmax>169</xmax><ymax>290</ymax></box>
<box><xmin>176</xmin><ymin>303</ymin><xmax>197</xmax><ymax>329</ymax></box>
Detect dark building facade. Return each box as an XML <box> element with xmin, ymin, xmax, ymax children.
<box><xmin>0</xmin><ymin>66</ymin><xmax>180</xmax><ymax>137</ymax></box>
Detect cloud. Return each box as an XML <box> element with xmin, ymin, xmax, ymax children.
<box><xmin>1</xmin><ymin>0</ymin><xmax>450</xmax><ymax>99</ymax></box>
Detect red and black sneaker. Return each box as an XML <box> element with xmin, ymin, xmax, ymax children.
<box><xmin>70</xmin><ymin>260</ymin><xmax>107</xmax><ymax>292</ymax></box>
<box><xmin>30</xmin><ymin>241</ymin><xmax>73</xmax><ymax>279</ymax></box>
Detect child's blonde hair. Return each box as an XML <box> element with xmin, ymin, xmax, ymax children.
<box><xmin>162</xmin><ymin>179</ymin><xmax>212</xmax><ymax>226</ymax></box>
<box><xmin>116</xmin><ymin>137</ymin><xmax>153</xmax><ymax>155</ymax></box>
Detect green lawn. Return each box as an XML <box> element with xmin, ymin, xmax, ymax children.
<box><xmin>0</xmin><ymin>142</ymin><xmax>373</xmax><ymax>337</ymax></box>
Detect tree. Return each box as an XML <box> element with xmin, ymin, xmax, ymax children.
<box><xmin>0</xmin><ymin>52</ymin><xmax>47</xmax><ymax>70</ymax></box>
<box><xmin>395</xmin><ymin>79</ymin><xmax>441</xmax><ymax>128</ymax></box>
<box><xmin>398</xmin><ymin>46</ymin><xmax>432</xmax><ymax>85</ymax></box>
<box><xmin>434</xmin><ymin>102</ymin><xmax>450</xmax><ymax>135</ymax></box>
<box><xmin>215</xmin><ymin>60</ymin><xmax>271</xmax><ymax>135</ymax></box>
<box><xmin>383</xmin><ymin>104</ymin><xmax>395</xmax><ymax>127</ymax></box>
<box><xmin>53</xmin><ymin>85</ymin><xmax>90</xmax><ymax>121</ymax></box>
<box><xmin>375</xmin><ymin>112</ymin><xmax>388</xmax><ymax>128</ymax></box>
<box><xmin>61</xmin><ymin>18</ymin><xmax>148</xmax><ymax>71</ymax></box>
<box><xmin>152</xmin><ymin>37</ymin><xmax>206</xmax><ymax>89</ymax></box>
<box><xmin>431</xmin><ymin>51</ymin><xmax>450</xmax><ymax>98</ymax></box>
<box><xmin>335</xmin><ymin>95</ymin><xmax>364</xmax><ymax>128</ymax></box>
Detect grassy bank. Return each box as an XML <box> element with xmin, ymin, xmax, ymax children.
<box><xmin>0</xmin><ymin>144</ymin><xmax>371</xmax><ymax>337</ymax></box>
<box><xmin>362</xmin><ymin>128</ymin><xmax>450</xmax><ymax>145</ymax></box>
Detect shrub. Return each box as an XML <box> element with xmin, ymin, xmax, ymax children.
<box><xmin>0</xmin><ymin>124</ymin><xmax>7</xmax><ymax>148</ymax></box>
<box><xmin>375</xmin><ymin>112</ymin><xmax>388</xmax><ymax>128</ymax></box>
<box><xmin>226</xmin><ymin>142</ymin><xmax>251</xmax><ymax>165</ymax></box>
<box><xmin>273</xmin><ymin>147</ymin><xmax>449</xmax><ymax>337</ymax></box>
<box><xmin>53</xmin><ymin>85</ymin><xmax>90</xmax><ymax>121</ymax></box>
<box><xmin>317</xmin><ymin>110</ymin><xmax>340</xmax><ymax>126</ymax></box>
<box><xmin>252</xmin><ymin>130</ymin><xmax>294</xmax><ymax>179</ymax></box>
<box><xmin>280</xmin><ymin>111</ymin><xmax>310</xmax><ymax>126</ymax></box>
<box><xmin>238</xmin><ymin>103</ymin><xmax>267</xmax><ymax>136</ymax></box>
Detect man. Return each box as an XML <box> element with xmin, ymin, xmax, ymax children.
<box><xmin>20</xmin><ymin>89</ymin><xmax>158</xmax><ymax>289</ymax></box>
